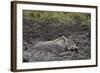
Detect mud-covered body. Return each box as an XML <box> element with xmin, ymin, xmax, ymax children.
<box><xmin>33</xmin><ymin>36</ymin><xmax>78</xmax><ymax>51</ymax></box>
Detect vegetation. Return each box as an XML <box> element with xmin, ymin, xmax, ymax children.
<box><xmin>23</xmin><ymin>10</ymin><xmax>91</xmax><ymax>62</ymax></box>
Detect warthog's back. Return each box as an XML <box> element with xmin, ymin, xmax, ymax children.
<box><xmin>33</xmin><ymin>41</ymin><xmax>55</xmax><ymax>47</ymax></box>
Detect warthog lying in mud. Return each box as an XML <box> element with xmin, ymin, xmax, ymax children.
<box><xmin>23</xmin><ymin>36</ymin><xmax>79</xmax><ymax>62</ymax></box>
<box><xmin>33</xmin><ymin>36</ymin><xmax>78</xmax><ymax>52</ymax></box>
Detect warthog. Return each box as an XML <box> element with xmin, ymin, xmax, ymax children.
<box><xmin>33</xmin><ymin>36</ymin><xmax>78</xmax><ymax>52</ymax></box>
<box><xmin>23</xmin><ymin>36</ymin><xmax>79</xmax><ymax>62</ymax></box>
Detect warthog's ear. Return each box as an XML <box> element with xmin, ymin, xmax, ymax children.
<box><xmin>61</xmin><ymin>36</ymin><xmax>64</xmax><ymax>41</ymax></box>
<box><xmin>62</xmin><ymin>36</ymin><xmax>68</xmax><ymax>42</ymax></box>
<box><xmin>62</xmin><ymin>37</ymin><xmax>66</xmax><ymax>42</ymax></box>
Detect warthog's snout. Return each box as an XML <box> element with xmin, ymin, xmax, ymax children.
<box><xmin>69</xmin><ymin>46</ymin><xmax>79</xmax><ymax>53</ymax></box>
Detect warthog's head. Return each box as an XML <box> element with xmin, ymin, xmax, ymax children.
<box><xmin>62</xmin><ymin>36</ymin><xmax>78</xmax><ymax>52</ymax></box>
<box><xmin>55</xmin><ymin>36</ymin><xmax>78</xmax><ymax>52</ymax></box>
